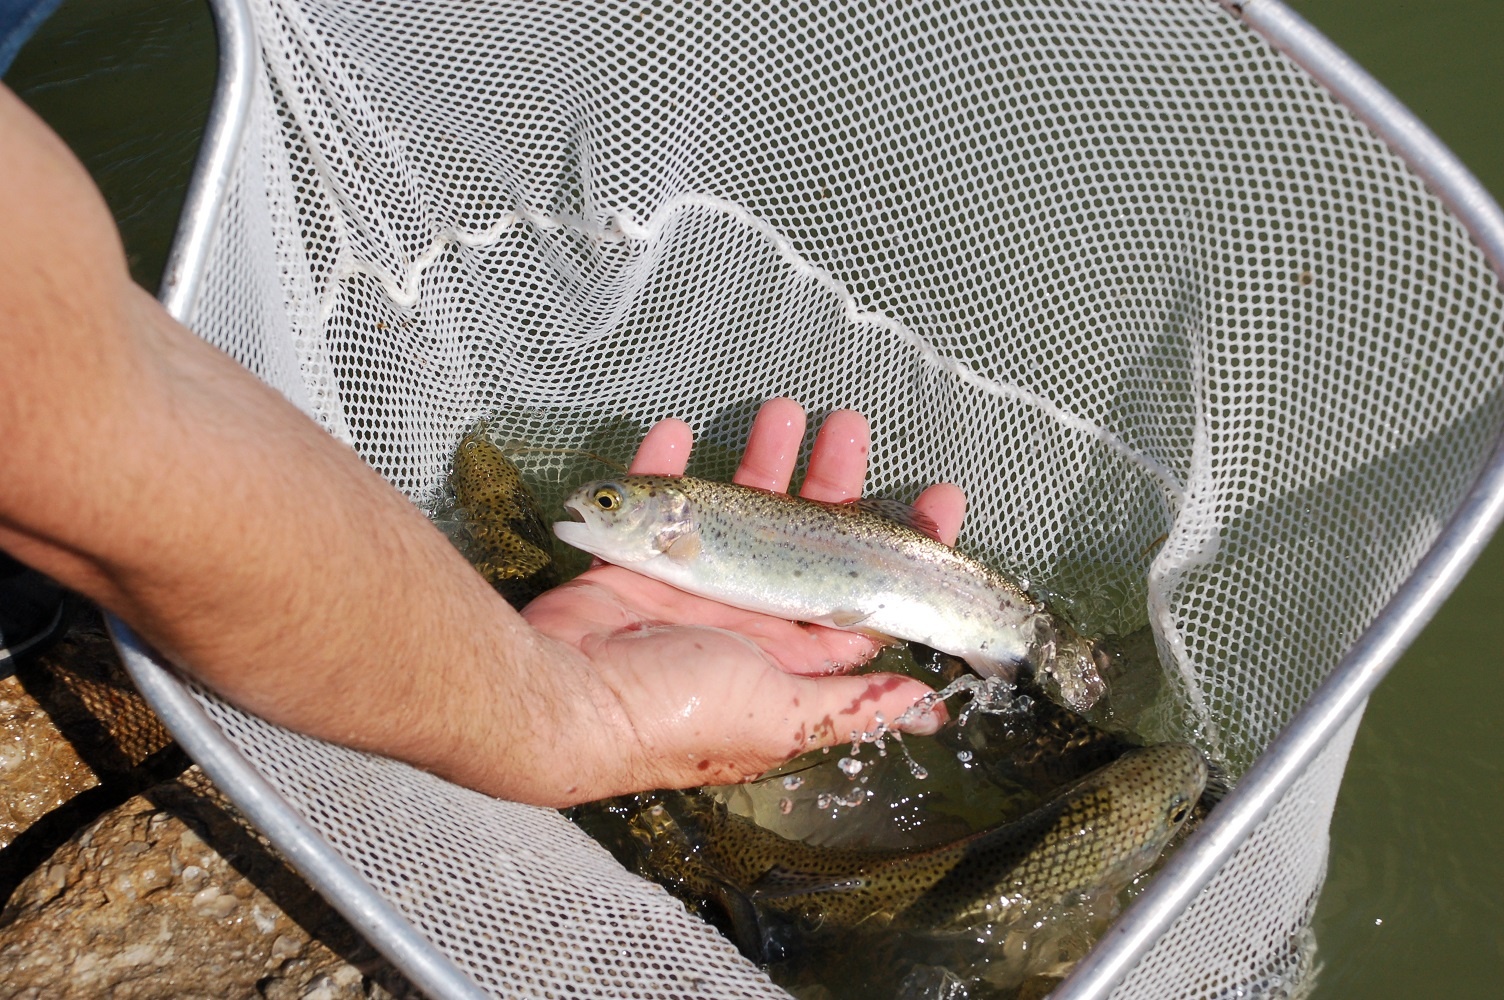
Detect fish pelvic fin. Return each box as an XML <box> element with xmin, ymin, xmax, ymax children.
<box><xmin>750</xmin><ymin>865</ymin><xmax>868</xmax><ymax>899</ymax></box>
<box><xmin>827</xmin><ymin>608</ymin><xmax>873</xmax><ymax>628</ymax></box>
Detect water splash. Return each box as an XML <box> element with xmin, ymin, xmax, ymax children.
<box><xmin>893</xmin><ymin>674</ymin><xmax>1018</xmax><ymax>732</ymax></box>
<box><xmin>816</xmin><ymin>788</ymin><xmax>870</xmax><ymax>810</ymax></box>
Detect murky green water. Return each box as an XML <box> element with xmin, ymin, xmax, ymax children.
<box><xmin>9</xmin><ymin>0</ymin><xmax>1502</xmax><ymax>995</ymax></box>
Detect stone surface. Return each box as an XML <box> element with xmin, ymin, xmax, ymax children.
<box><xmin>1</xmin><ymin>609</ymin><xmax>183</xmax><ymax>851</ymax></box>
<box><xmin>0</xmin><ymin>605</ymin><xmax>422</xmax><ymax>999</ymax></box>
<box><xmin>0</xmin><ymin>768</ymin><xmax>421</xmax><ymax>999</ymax></box>
<box><xmin>0</xmin><ymin>674</ymin><xmax>98</xmax><ymax>849</ymax></box>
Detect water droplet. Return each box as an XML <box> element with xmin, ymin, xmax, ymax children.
<box><xmin>956</xmin><ymin>750</ymin><xmax>973</xmax><ymax>763</ymax></box>
<box><xmin>838</xmin><ymin>757</ymin><xmax>863</xmax><ymax>778</ymax></box>
<box><xmin>781</xmin><ymin>774</ymin><xmax>804</xmax><ymax>791</ymax></box>
<box><xmin>778</xmin><ymin>798</ymin><xmax>793</xmax><ymax>815</ymax></box>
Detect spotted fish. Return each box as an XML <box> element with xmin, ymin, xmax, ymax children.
<box><xmin>553</xmin><ymin>475</ymin><xmax>1108</xmax><ymax>711</ymax></box>
<box><xmin>447</xmin><ymin>426</ymin><xmax>556</xmax><ymax>608</ymax></box>
<box><xmin>632</xmin><ymin>743</ymin><xmax>1207</xmax><ymax>940</ymax></box>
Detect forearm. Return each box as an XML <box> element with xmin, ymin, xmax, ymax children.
<box><xmin>0</xmin><ymin>286</ymin><xmax>614</xmax><ymax>802</ymax></box>
<box><xmin>1</xmin><ymin>84</ymin><xmax>943</xmax><ymax>809</ymax></box>
<box><xmin>0</xmin><ymin>84</ymin><xmax>614</xmax><ymax>804</ymax></box>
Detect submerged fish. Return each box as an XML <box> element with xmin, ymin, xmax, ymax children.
<box><xmin>944</xmin><ymin>677</ymin><xmax>1140</xmax><ymax>799</ymax></box>
<box><xmin>632</xmin><ymin>743</ymin><xmax>1206</xmax><ymax>946</ymax></box>
<box><xmin>447</xmin><ymin>426</ymin><xmax>556</xmax><ymax>608</ymax></box>
<box><xmin>553</xmin><ymin>475</ymin><xmax>1107</xmax><ymax>710</ymax></box>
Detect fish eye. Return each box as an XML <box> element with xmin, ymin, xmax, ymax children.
<box><xmin>1169</xmin><ymin>798</ymin><xmax>1192</xmax><ymax>825</ymax></box>
<box><xmin>592</xmin><ymin>485</ymin><xmax>624</xmax><ymax>511</ymax></box>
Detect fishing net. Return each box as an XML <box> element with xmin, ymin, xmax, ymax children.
<box><xmin>149</xmin><ymin>0</ymin><xmax>1504</xmax><ymax>996</ymax></box>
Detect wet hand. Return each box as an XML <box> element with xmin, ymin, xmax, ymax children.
<box><xmin>522</xmin><ymin>399</ymin><xmax>966</xmax><ymax>799</ymax></box>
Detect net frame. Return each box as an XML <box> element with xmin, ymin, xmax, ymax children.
<box><xmin>108</xmin><ymin>0</ymin><xmax>1504</xmax><ymax>998</ymax></box>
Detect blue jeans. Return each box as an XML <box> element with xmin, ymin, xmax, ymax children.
<box><xmin>0</xmin><ymin>0</ymin><xmax>64</xmax><ymax>77</ymax></box>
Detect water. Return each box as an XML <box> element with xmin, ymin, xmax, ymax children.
<box><xmin>1279</xmin><ymin>4</ymin><xmax>1504</xmax><ymax>997</ymax></box>
<box><xmin>9</xmin><ymin>0</ymin><xmax>1502</xmax><ymax>995</ymax></box>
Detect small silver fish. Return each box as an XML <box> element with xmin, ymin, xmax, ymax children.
<box><xmin>553</xmin><ymin>475</ymin><xmax>1106</xmax><ymax>710</ymax></box>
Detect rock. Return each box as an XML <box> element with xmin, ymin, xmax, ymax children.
<box><xmin>0</xmin><ymin>768</ymin><xmax>421</xmax><ymax>999</ymax></box>
<box><xmin>0</xmin><ymin>674</ymin><xmax>98</xmax><ymax>849</ymax></box>
<box><xmin>12</xmin><ymin>608</ymin><xmax>176</xmax><ymax>771</ymax></box>
<box><xmin>1</xmin><ymin>609</ymin><xmax>184</xmax><ymax>853</ymax></box>
<box><xmin>0</xmin><ymin>605</ymin><xmax>422</xmax><ymax>999</ymax></box>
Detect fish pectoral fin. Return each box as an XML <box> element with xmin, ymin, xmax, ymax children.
<box><xmin>663</xmin><ymin>529</ymin><xmax>703</xmax><ymax>563</ymax></box>
<box><xmin>850</xmin><ymin>910</ymin><xmax>897</xmax><ymax>931</ymax></box>
<box><xmin>749</xmin><ymin>866</ymin><xmax>866</xmax><ymax>899</ymax></box>
<box><xmin>841</xmin><ymin>497</ymin><xmax>944</xmax><ymax>542</ymax></box>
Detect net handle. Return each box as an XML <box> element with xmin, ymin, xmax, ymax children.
<box><xmin>126</xmin><ymin>0</ymin><xmax>496</xmax><ymax>996</ymax></box>
<box><xmin>1051</xmin><ymin>2</ymin><xmax>1504</xmax><ymax>996</ymax></box>
<box><xmin>110</xmin><ymin>619</ymin><xmax>494</xmax><ymax>1000</ymax></box>
<box><xmin>156</xmin><ymin>0</ymin><xmax>255</xmax><ymax>316</ymax></box>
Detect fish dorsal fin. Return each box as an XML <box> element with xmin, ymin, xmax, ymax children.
<box><xmin>750</xmin><ymin>865</ymin><xmax>867</xmax><ymax>899</ymax></box>
<box><xmin>840</xmin><ymin>498</ymin><xmax>943</xmax><ymax>541</ymax></box>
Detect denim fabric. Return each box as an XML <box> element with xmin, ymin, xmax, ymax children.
<box><xmin>0</xmin><ymin>0</ymin><xmax>64</xmax><ymax>77</ymax></box>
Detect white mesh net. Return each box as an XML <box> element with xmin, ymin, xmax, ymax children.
<box><xmin>177</xmin><ymin>0</ymin><xmax>1504</xmax><ymax>996</ymax></box>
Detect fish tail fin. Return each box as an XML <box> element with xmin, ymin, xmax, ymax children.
<box><xmin>1032</xmin><ymin>626</ymin><xmax>1108</xmax><ymax>713</ymax></box>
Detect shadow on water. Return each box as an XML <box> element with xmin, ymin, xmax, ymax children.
<box><xmin>7</xmin><ymin>0</ymin><xmax>215</xmax><ymax>292</ymax></box>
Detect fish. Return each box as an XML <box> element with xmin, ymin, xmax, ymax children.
<box><xmin>446</xmin><ymin>426</ymin><xmax>557</xmax><ymax>608</ymax></box>
<box><xmin>941</xmin><ymin>676</ymin><xmax>1140</xmax><ymax>799</ymax></box>
<box><xmin>627</xmin><ymin>741</ymin><xmax>1207</xmax><ymax>994</ymax></box>
<box><xmin>553</xmin><ymin>475</ymin><xmax>1107</xmax><ymax>711</ymax></box>
<box><xmin>633</xmin><ymin>743</ymin><xmax>1205</xmax><ymax>937</ymax></box>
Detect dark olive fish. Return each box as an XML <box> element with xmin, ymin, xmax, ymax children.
<box><xmin>944</xmin><ymin>678</ymin><xmax>1139</xmax><ymax>800</ymax></box>
<box><xmin>632</xmin><ymin>743</ymin><xmax>1206</xmax><ymax>940</ymax></box>
<box><xmin>447</xmin><ymin>426</ymin><xmax>556</xmax><ymax>608</ymax></box>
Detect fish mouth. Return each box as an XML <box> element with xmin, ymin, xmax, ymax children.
<box><xmin>560</xmin><ymin>502</ymin><xmax>586</xmax><ymax>523</ymax></box>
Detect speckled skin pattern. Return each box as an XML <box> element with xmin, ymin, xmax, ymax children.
<box><xmin>555</xmin><ymin>475</ymin><xmax>1048</xmax><ymax>678</ymax></box>
<box><xmin>636</xmin><ymin>744</ymin><xmax>1207</xmax><ymax>934</ymax></box>
<box><xmin>449</xmin><ymin>430</ymin><xmax>556</xmax><ymax>606</ymax></box>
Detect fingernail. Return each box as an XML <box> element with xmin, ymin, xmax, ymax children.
<box><xmin>897</xmin><ymin>704</ymin><xmax>945</xmax><ymax>736</ymax></box>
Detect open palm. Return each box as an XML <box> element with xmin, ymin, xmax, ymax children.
<box><xmin>522</xmin><ymin>398</ymin><xmax>966</xmax><ymax>797</ymax></box>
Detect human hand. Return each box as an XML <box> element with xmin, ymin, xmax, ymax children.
<box><xmin>0</xmin><ymin>86</ymin><xmax>968</xmax><ymax>808</ymax></box>
<box><xmin>521</xmin><ymin>398</ymin><xmax>966</xmax><ymax>800</ymax></box>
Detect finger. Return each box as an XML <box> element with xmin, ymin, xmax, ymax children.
<box><xmin>914</xmin><ymin>482</ymin><xmax>967</xmax><ymax>546</ymax></box>
<box><xmin>628</xmin><ymin>418</ymin><xmax>693</xmax><ymax>475</ymax></box>
<box><xmin>548</xmin><ymin>565</ymin><xmax>885</xmax><ymax>674</ymax></box>
<box><xmin>799</xmin><ymin>409</ymin><xmax>870</xmax><ymax>502</ymax></box>
<box><xmin>624</xmin><ymin>663</ymin><xmax>947</xmax><ymax>792</ymax></box>
<box><xmin>791</xmin><ymin>672</ymin><xmax>948</xmax><ymax>740</ymax></box>
<box><xmin>714</xmin><ymin>614</ymin><xmax>883</xmax><ymax>675</ymax></box>
<box><xmin>733</xmin><ymin>397</ymin><xmax>806</xmax><ymax>492</ymax></box>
